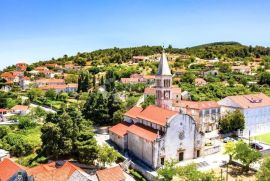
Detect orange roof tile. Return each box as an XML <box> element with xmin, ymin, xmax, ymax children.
<box><xmin>177</xmin><ymin>101</ymin><xmax>220</xmax><ymax>110</ymax></box>
<box><xmin>124</xmin><ymin>106</ymin><xmax>143</xmax><ymax>119</ymax></box>
<box><xmin>0</xmin><ymin>158</ymin><xmax>27</xmax><ymax>181</ymax></box>
<box><xmin>143</xmin><ymin>75</ymin><xmax>155</xmax><ymax>79</ymax></box>
<box><xmin>144</xmin><ymin>87</ymin><xmax>156</xmax><ymax>95</ymax></box>
<box><xmin>96</xmin><ymin>166</ymin><xmax>126</xmax><ymax>181</ymax></box>
<box><xmin>136</xmin><ymin>105</ymin><xmax>177</xmax><ymax>126</ymax></box>
<box><xmin>27</xmin><ymin>161</ymin><xmax>84</xmax><ymax>181</ymax></box>
<box><xmin>128</xmin><ymin>124</ymin><xmax>158</xmax><ymax>142</ymax></box>
<box><xmin>109</xmin><ymin>122</ymin><xmax>131</xmax><ymax>137</ymax></box>
<box><xmin>225</xmin><ymin>93</ymin><xmax>270</xmax><ymax>109</ymax></box>
<box><xmin>11</xmin><ymin>105</ymin><xmax>29</xmax><ymax>111</ymax></box>
<box><xmin>40</xmin><ymin>85</ymin><xmax>67</xmax><ymax>90</ymax></box>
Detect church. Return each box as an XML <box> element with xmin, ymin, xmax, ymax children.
<box><xmin>109</xmin><ymin>50</ymin><xmax>205</xmax><ymax>169</ymax></box>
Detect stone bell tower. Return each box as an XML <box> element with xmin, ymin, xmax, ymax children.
<box><xmin>155</xmin><ymin>49</ymin><xmax>172</xmax><ymax>110</ymax></box>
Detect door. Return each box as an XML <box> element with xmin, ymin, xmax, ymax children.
<box><xmin>179</xmin><ymin>152</ymin><xmax>184</xmax><ymax>161</ymax></box>
<box><xmin>197</xmin><ymin>150</ymin><xmax>200</xmax><ymax>158</ymax></box>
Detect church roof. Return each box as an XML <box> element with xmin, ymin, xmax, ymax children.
<box><xmin>124</xmin><ymin>106</ymin><xmax>143</xmax><ymax>118</ymax></box>
<box><xmin>109</xmin><ymin>122</ymin><xmax>131</xmax><ymax>137</ymax></box>
<box><xmin>136</xmin><ymin>105</ymin><xmax>177</xmax><ymax>126</ymax></box>
<box><xmin>127</xmin><ymin>124</ymin><xmax>158</xmax><ymax>142</ymax></box>
<box><xmin>157</xmin><ymin>50</ymin><xmax>171</xmax><ymax>76</ymax></box>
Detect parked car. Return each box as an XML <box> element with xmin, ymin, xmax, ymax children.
<box><xmin>250</xmin><ymin>142</ymin><xmax>263</xmax><ymax>150</ymax></box>
<box><xmin>223</xmin><ymin>137</ymin><xmax>235</xmax><ymax>143</ymax></box>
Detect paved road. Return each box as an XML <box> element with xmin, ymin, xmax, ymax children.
<box><xmin>30</xmin><ymin>103</ymin><xmax>57</xmax><ymax>113</ymax></box>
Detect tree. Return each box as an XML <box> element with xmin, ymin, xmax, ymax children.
<box><xmin>27</xmin><ymin>88</ymin><xmax>44</xmax><ymax>101</ymax></box>
<box><xmin>45</xmin><ymin>89</ymin><xmax>57</xmax><ymax>100</ymax></box>
<box><xmin>0</xmin><ymin>126</ymin><xmax>11</xmax><ymax>139</ymax></box>
<box><xmin>181</xmin><ymin>72</ymin><xmax>196</xmax><ymax>84</ymax></box>
<box><xmin>98</xmin><ymin>144</ymin><xmax>120</xmax><ymax>167</ymax></box>
<box><xmin>256</xmin><ymin>156</ymin><xmax>270</xmax><ymax>181</ymax></box>
<box><xmin>224</xmin><ymin>141</ymin><xmax>236</xmax><ymax>163</ymax></box>
<box><xmin>41</xmin><ymin>106</ymin><xmax>98</xmax><ymax>161</ymax></box>
<box><xmin>219</xmin><ymin>63</ymin><xmax>231</xmax><ymax>73</ymax></box>
<box><xmin>83</xmin><ymin>91</ymin><xmax>123</xmax><ymax>125</ymax></box>
<box><xmin>234</xmin><ymin>141</ymin><xmax>261</xmax><ymax>172</ymax></box>
<box><xmin>259</xmin><ymin>72</ymin><xmax>270</xmax><ymax>85</ymax></box>
<box><xmin>105</xmin><ymin>70</ymin><xmax>116</xmax><ymax>92</ymax></box>
<box><xmin>157</xmin><ymin>160</ymin><xmax>217</xmax><ymax>181</ymax></box>
<box><xmin>157</xmin><ymin>160</ymin><xmax>178</xmax><ymax>181</ymax></box>
<box><xmin>219</xmin><ymin>109</ymin><xmax>245</xmax><ymax>134</ymax></box>
<box><xmin>142</xmin><ymin>95</ymin><xmax>155</xmax><ymax>109</ymax></box>
<box><xmin>78</xmin><ymin>71</ymin><xmax>91</xmax><ymax>92</ymax></box>
<box><xmin>75</xmin><ymin>125</ymin><xmax>98</xmax><ymax>164</ymax></box>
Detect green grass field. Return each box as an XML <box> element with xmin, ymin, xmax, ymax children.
<box><xmin>252</xmin><ymin>133</ymin><xmax>270</xmax><ymax>144</ymax></box>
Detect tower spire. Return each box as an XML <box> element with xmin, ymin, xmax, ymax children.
<box><xmin>155</xmin><ymin>49</ymin><xmax>173</xmax><ymax>110</ymax></box>
<box><xmin>157</xmin><ymin>49</ymin><xmax>171</xmax><ymax>76</ymax></box>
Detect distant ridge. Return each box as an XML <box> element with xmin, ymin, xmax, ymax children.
<box><xmin>190</xmin><ymin>41</ymin><xmax>243</xmax><ymax>49</ymax></box>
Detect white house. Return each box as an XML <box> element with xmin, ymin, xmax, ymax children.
<box><xmin>11</xmin><ymin>105</ymin><xmax>30</xmax><ymax>115</ymax></box>
<box><xmin>218</xmin><ymin>93</ymin><xmax>270</xmax><ymax>137</ymax></box>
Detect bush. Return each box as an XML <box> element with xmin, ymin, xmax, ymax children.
<box><xmin>129</xmin><ymin>169</ymin><xmax>147</xmax><ymax>181</ymax></box>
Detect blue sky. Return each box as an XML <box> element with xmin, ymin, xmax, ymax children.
<box><xmin>0</xmin><ymin>0</ymin><xmax>270</xmax><ymax>69</ymax></box>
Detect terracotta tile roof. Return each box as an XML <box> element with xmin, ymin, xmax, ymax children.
<box><xmin>223</xmin><ymin>93</ymin><xmax>270</xmax><ymax>109</ymax></box>
<box><xmin>144</xmin><ymin>87</ymin><xmax>156</xmax><ymax>95</ymax></box>
<box><xmin>132</xmin><ymin>56</ymin><xmax>145</xmax><ymax>60</ymax></box>
<box><xmin>127</xmin><ymin>124</ymin><xmax>158</xmax><ymax>142</ymax></box>
<box><xmin>136</xmin><ymin>105</ymin><xmax>177</xmax><ymax>126</ymax></box>
<box><xmin>36</xmin><ymin>78</ymin><xmax>65</xmax><ymax>84</ymax></box>
<box><xmin>11</xmin><ymin>105</ymin><xmax>29</xmax><ymax>111</ymax></box>
<box><xmin>0</xmin><ymin>158</ymin><xmax>27</xmax><ymax>181</ymax></box>
<box><xmin>124</xmin><ymin>106</ymin><xmax>143</xmax><ymax>119</ymax></box>
<box><xmin>177</xmin><ymin>101</ymin><xmax>220</xmax><ymax>110</ymax></box>
<box><xmin>143</xmin><ymin>75</ymin><xmax>155</xmax><ymax>79</ymax></box>
<box><xmin>1</xmin><ymin>72</ymin><xmax>17</xmax><ymax>79</ymax></box>
<box><xmin>66</xmin><ymin>83</ymin><xmax>78</xmax><ymax>88</ymax></box>
<box><xmin>96</xmin><ymin>166</ymin><xmax>126</xmax><ymax>181</ymax></box>
<box><xmin>195</xmin><ymin>78</ymin><xmax>207</xmax><ymax>85</ymax></box>
<box><xmin>27</xmin><ymin>161</ymin><xmax>85</xmax><ymax>181</ymax></box>
<box><xmin>35</xmin><ymin>66</ymin><xmax>49</xmax><ymax>71</ymax></box>
<box><xmin>120</xmin><ymin>78</ymin><xmax>139</xmax><ymax>83</ymax></box>
<box><xmin>231</xmin><ymin>65</ymin><xmax>251</xmax><ymax>71</ymax></box>
<box><xmin>172</xmin><ymin>87</ymin><xmax>181</xmax><ymax>94</ymax></box>
<box><xmin>40</xmin><ymin>85</ymin><xmax>67</xmax><ymax>90</ymax></box>
<box><xmin>109</xmin><ymin>122</ymin><xmax>131</xmax><ymax>137</ymax></box>
<box><xmin>0</xmin><ymin>108</ymin><xmax>9</xmax><ymax>113</ymax></box>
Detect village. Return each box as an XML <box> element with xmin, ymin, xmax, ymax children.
<box><xmin>1</xmin><ymin>43</ymin><xmax>270</xmax><ymax>180</ymax></box>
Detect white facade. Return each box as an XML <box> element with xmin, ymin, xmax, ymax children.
<box><xmin>218</xmin><ymin>95</ymin><xmax>270</xmax><ymax>137</ymax></box>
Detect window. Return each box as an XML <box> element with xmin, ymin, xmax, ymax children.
<box><xmin>157</xmin><ymin>90</ymin><xmax>162</xmax><ymax>99</ymax></box>
<box><xmin>156</xmin><ymin>79</ymin><xmax>161</xmax><ymax>87</ymax></box>
<box><xmin>164</xmin><ymin>79</ymin><xmax>170</xmax><ymax>88</ymax></box>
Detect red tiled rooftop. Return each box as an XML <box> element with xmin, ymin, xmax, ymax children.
<box><xmin>136</xmin><ymin>105</ymin><xmax>177</xmax><ymax>126</ymax></box>
<box><xmin>124</xmin><ymin>106</ymin><xmax>143</xmax><ymax>119</ymax></box>
<box><xmin>96</xmin><ymin>166</ymin><xmax>126</xmax><ymax>181</ymax></box>
<box><xmin>11</xmin><ymin>105</ymin><xmax>29</xmax><ymax>111</ymax></box>
<box><xmin>109</xmin><ymin>122</ymin><xmax>131</xmax><ymax>137</ymax></box>
<box><xmin>128</xmin><ymin>124</ymin><xmax>158</xmax><ymax>142</ymax></box>
<box><xmin>0</xmin><ymin>158</ymin><xmax>27</xmax><ymax>181</ymax></box>
<box><xmin>27</xmin><ymin>161</ymin><xmax>83</xmax><ymax>181</ymax></box>
<box><xmin>177</xmin><ymin>101</ymin><xmax>220</xmax><ymax>110</ymax></box>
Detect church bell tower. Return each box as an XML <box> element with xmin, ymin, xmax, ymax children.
<box><xmin>155</xmin><ymin>49</ymin><xmax>172</xmax><ymax>110</ymax></box>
